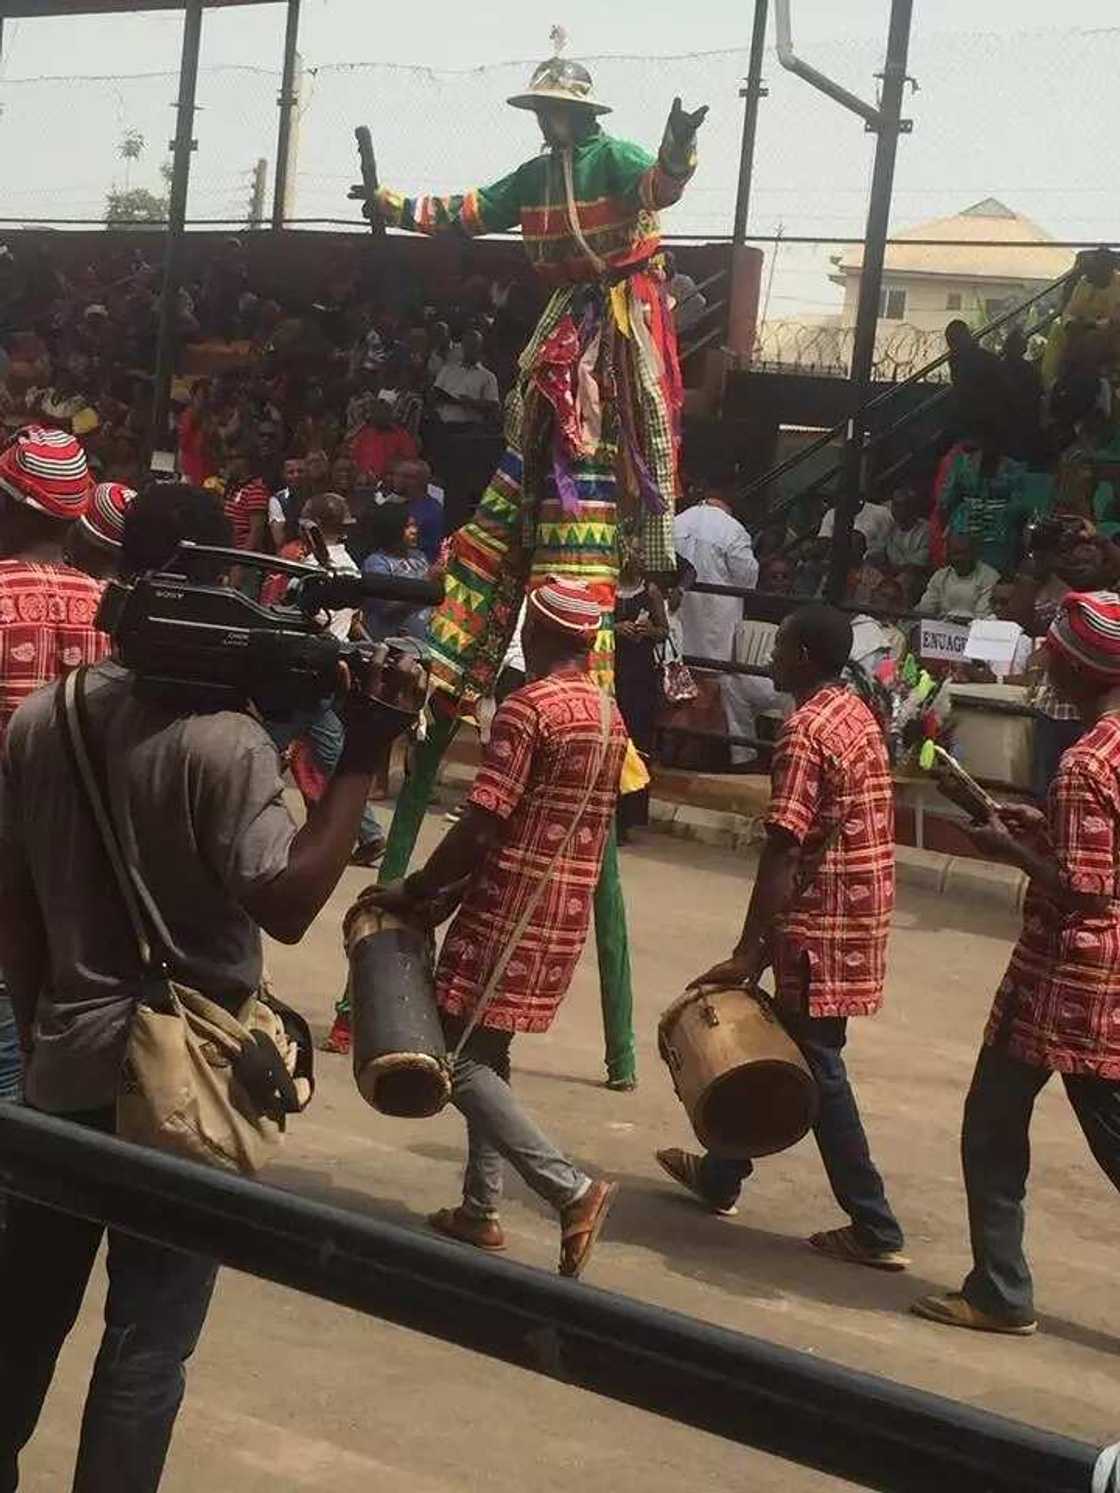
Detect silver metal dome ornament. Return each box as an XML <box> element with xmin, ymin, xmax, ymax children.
<box><xmin>507</xmin><ymin>25</ymin><xmax>612</xmax><ymax>116</ymax></box>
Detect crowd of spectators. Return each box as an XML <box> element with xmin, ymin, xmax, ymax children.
<box><xmin>5</xmin><ymin>232</ymin><xmax>1120</xmax><ymax>808</ymax></box>
<box><xmin>0</xmin><ymin>235</ymin><xmax>534</xmax><ymax>567</ymax></box>
<box><xmin>656</xmin><ymin>248</ymin><xmax>1120</xmax><ymax>792</ymax></box>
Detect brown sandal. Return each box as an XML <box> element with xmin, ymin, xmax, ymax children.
<box><xmin>559</xmin><ymin>1180</ymin><xmax>618</xmax><ymax>1279</ymax></box>
<box><xmin>808</xmin><ymin>1225</ymin><xmax>909</xmax><ymax>1272</ymax></box>
<box><xmin>429</xmin><ymin>1207</ymin><xmax>507</xmax><ymax>1253</ymax></box>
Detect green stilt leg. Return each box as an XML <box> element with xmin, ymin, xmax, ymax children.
<box><xmin>594</xmin><ymin>825</ymin><xmax>637</xmax><ymax>1087</ymax></box>
<box><xmin>378</xmin><ymin>713</ymin><xmax>460</xmax><ymax>885</ymax></box>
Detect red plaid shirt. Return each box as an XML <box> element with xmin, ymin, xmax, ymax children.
<box><xmin>767</xmin><ymin>684</ymin><xmax>895</xmax><ymax>1018</ymax></box>
<box><xmin>435</xmin><ymin>669</ymin><xmax>626</xmax><ymax>1033</ymax></box>
<box><xmin>985</xmin><ymin>714</ymin><xmax>1120</xmax><ymax>1076</ymax></box>
<box><xmin>0</xmin><ymin>561</ymin><xmax>108</xmax><ymax>744</ymax></box>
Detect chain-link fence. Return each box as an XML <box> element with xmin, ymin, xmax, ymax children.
<box><xmin>0</xmin><ymin>28</ymin><xmax>1116</xmax><ymax>343</ymax></box>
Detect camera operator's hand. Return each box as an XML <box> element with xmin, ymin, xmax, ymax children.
<box><xmin>339</xmin><ymin>645</ymin><xmax>428</xmax><ymax>766</ymax></box>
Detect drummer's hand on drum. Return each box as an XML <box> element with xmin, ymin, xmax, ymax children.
<box><xmin>689</xmin><ymin>944</ymin><xmax>768</xmax><ymax>992</ymax></box>
<box><xmin>367</xmin><ymin>876</ymin><xmax>466</xmax><ymax>928</ymax></box>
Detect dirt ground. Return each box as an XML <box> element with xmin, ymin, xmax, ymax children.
<box><xmin>17</xmin><ymin>821</ymin><xmax>1120</xmax><ymax>1491</ymax></box>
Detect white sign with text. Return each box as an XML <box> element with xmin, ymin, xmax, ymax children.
<box><xmin>919</xmin><ymin>618</ymin><xmax>971</xmax><ymax>661</ymax></box>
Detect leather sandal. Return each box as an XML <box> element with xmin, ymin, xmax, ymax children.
<box><xmin>655</xmin><ymin>1147</ymin><xmax>739</xmax><ymax>1217</ymax></box>
<box><xmin>911</xmin><ymin>1291</ymin><xmax>1037</xmax><ymax>1335</ymax></box>
<box><xmin>559</xmin><ymin>1180</ymin><xmax>618</xmax><ymax>1279</ymax></box>
<box><xmin>429</xmin><ymin>1207</ymin><xmax>507</xmax><ymax>1253</ymax></box>
<box><xmin>808</xmin><ymin>1225</ymin><xmax>910</xmax><ymax>1271</ymax></box>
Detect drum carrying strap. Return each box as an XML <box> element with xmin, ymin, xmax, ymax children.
<box><xmin>450</xmin><ymin>687</ymin><xmax>613</xmax><ymax>1063</ymax></box>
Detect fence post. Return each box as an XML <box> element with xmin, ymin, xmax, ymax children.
<box><xmin>825</xmin><ymin>0</ymin><xmax>914</xmax><ymax>601</ymax></box>
<box><xmin>272</xmin><ymin>0</ymin><xmax>303</xmax><ymax>230</ymax></box>
<box><xmin>149</xmin><ymin>0</ymin><xmax>203</xmax><ymax>467</ymax></box>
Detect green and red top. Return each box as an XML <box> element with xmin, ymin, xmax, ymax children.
<box><xmin>376</xmin><ymin>122</ymin><xmax>697</xmax><ymax>287</ymax></box>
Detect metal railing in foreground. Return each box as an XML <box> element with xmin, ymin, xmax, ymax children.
<box><xmin>0</xmin><ymin>1106</ymin><xmax>1112</xmax><ymax>1493</ymax></box>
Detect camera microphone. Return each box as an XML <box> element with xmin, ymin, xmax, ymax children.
<box><xmin>309</xmin><ymin>572</ymin><xmax>445</xmax><ymax>610</ymax></box>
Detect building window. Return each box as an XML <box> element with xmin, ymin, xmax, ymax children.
<box><xmin>878</xmin><ymin>287</ymin><xmax>906</xmax><ymax>321</ymax></box>
<box><xmin>946</xmin><ymin>292</ymin><xmax>962</xmax><ymax>311</ymax></box>
<box><xmin>984</xmin><ymin>296</ymin><xmax>1013</xmax><ymax>323</ymax></box>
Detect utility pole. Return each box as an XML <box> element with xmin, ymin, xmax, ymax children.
<box><xmin>248</xmin><ymin>157</ymin><xmax>268</xmax><ymax>228</ymax></box>
<box><xmin>149</xmin><ymin>0</ymin><xmax>203</xmax><ymax>467</ymax></box>
<box><xmin>272</xmin><ymin>0</ymin><xmax>302</xmax><ymax>229</ymax></box>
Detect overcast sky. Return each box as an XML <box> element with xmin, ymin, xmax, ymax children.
<box><xmin>0</xmin><ymin>3</ymin><xmax>1114</xmax><ymax>325</ymax></box>
<box><xmin>2</xmin><ymin>0</ymin><xmax>1118</xmax><ymax>78</ymax></box>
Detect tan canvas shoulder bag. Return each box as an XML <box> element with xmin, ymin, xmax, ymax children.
<box><xmin>58</xmin><ymin>667</ymin><xmax>312</xmax><ymax>1175</ymax></box>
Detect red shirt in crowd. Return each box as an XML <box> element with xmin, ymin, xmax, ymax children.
<box><xmin>435</xmin><ymin>670</ymin><xmax>626</xmax><ymax>1034</ymax></box>
<box><xmin>347</xmin><ymin>424</ymin><xmax>417</xmax><ymax>481</ymax></box>
<box><xmin>177</xmin><ymin>407</ymin><xmax>212</xmax><ymax>487</ymax></box>
<box><xmin>766</xmin><ymin>683</ymin><xmax>895</xmax><ymax>1018</ymax></box>
<box><xmin>223</xmin><ymin>478</ymin><xmax>269</xmax><ymax>550</ymax></box>
<box><xmin>986</xmin><ymin>713</ymin><xmax>1120</xmax><ymax>1076</ymax></box>
<box><xmin>0</xmin><ymin>561</ymin><xmax>109</xmax><ymax>743</ymax></box>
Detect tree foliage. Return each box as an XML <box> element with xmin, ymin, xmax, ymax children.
<box><xmin>104</xmin><ymin>186</ymin><xmax>168</xmax><ymax>226</ymax></box>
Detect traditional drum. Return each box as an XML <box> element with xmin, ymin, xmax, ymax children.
<box><xmin>657</xmin><ymin>986</ymin><xmax>817</xmax><ymax>1158</ymax></box>
<box><xmin>343</xmin><ymin>896</ymin><xmax>451</xmax><ymax>1118</ymax></box>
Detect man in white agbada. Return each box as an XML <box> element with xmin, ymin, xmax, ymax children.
<box><xmin>673</xmin><ymin>493</ymin><xmax>764</xmax><ymax>765</ymax></box>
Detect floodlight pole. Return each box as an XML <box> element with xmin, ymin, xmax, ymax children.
<box><xmin>774</xmin><ymin>0</ymin><xmax>914</xmax><ymax>603</ymax></box>
<box><xmin>150</xmin><ymin>0</ymin><xmax>204</xmax><ymax>464</ymax></box>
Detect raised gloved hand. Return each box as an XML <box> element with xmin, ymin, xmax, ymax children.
<box><xmin>668</xmin><ymin>97</ymin><xmax>709</xmax><ymax>140</ymax></box>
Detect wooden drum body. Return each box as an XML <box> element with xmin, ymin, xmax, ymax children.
<box><xmin>343</xmin><ymin>899</ymin><xmax>451</xmax><ymax>1119</ymax></box>
<box><xmin>658</xmin><ymin>986</ymin><xmax>818</xmax><ymax>1158</ymax></box>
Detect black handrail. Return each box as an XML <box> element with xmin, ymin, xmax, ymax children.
<box><xmin>768</xmin><ymin>292</ymin><xmax>1069</xmax><ymax>519</ymax></box>
<box><xmin>737</xmin><ymin>264</ymin><xmax>1081</xmax><ymax>509</ymax></box>
<box><xmin>0</xmin><ymin>1105</ymin><xmax>1105</xmax><ymax>1493</ymax></box>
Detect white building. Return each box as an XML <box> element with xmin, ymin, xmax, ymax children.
<box><xmin>831</xmin><ymin>197</ymin><xmax>1074</xmax><ymax>336</ymax></box>
<box><xmin>755</xmin><ymin>199</ymin><xmax>1075</xmax><ymax>378</ymax></box>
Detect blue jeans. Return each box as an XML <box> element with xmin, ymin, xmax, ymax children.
<box><xmin>267</xmin><ymin>703</ymin><xmax>384</xmax><ymax>850</ymax></box>
<box><xmin>0</xmin><ymin>1110</ymin><xmax>218</xmax><ymax>1493</ymax></box>
<box><xmin>961</xmin><ymin>1044</ymin><xmax>1120</xmax><ymax>1323</ymax></box>
<box><xmin>0</xmin><ymin>995</ymin><xmax>19</xmax><ymax>1104</ymax></box>
<box><xmin>697</xmin><ymin>1009</ymin><xmax>904</xmax><ymax>1253</ymax></box>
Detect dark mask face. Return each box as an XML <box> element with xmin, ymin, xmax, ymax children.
<box><xmin>535</xmin><ymin>102</ymin><xmax>593</xmax><ymax>147</ymax></box>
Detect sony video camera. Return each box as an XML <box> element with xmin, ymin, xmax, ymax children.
<box><xmin>95</xmin><ymin>540</ymin><xmax>444</xmax><ymax>716</ymax></box>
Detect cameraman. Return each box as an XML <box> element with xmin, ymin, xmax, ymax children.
<box><xmin>0</xmin><ymin>483</ymin><xmax>424</xmax><ymax>1492</ymax></box>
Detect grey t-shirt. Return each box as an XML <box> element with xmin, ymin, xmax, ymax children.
<box><xmin>0</xmin><ymin>660</ymin><xmax>297</xmax><ymax>1113</ymax></box>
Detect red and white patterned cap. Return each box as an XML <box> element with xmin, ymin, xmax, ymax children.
<box><xmin>0</xmin><ymin>425</ymin><xmax>92</xmax><ymax>520</ymax></box>
<box><xmin>528</xmin><ymin>577</ymin><xmax>602</xmax><ymax>637</ymax></box>
<box><xmin>79</xmin><ymin>481</ymin><xmax>136</xmax><ymax>549</ymax></box>
<box><xmin>1047</xmin><ymin>589</ymin><xmax>1120</xmax><ymax>682</ymax></box>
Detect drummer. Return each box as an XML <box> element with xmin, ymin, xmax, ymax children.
<box><xmin>378</xmin><ymin>578</ymin><xmax>627</xmax><ymax>1277</ymax></box>
<box><xmin>656</xmin><ymin>603</ymin><xmax>908</xmax><ymax>1271</ymax></box>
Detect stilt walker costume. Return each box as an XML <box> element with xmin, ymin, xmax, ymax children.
<box><xmin>350</xmin><ymin>32</ymin><xmax>707</xmax><ymax>1087</ymax></box>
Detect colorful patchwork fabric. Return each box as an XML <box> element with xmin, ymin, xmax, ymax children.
<box><xmin>381</xmin><ymin>118</ymin><xmax>695</xmax><ymax>709</ymax></box>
